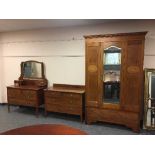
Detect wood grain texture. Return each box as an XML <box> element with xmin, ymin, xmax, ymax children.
<box><xmin>7</xmin><ymin>86</ymin><xmax>45</xmax><ymax>116</ymax></box>
<box><xmin>86</xmin><ymin>107</ymin><xmax>140</xmax><ymax>132</ymax></box>
<box><xmin>86</xmin><ymin>42</ymin><xmax>101</xmax><ymax>107</ymax></box>
<box><xmin>84</xmin><ymin>31</ymin><xmax>147</xmax><ymax>39</ymax></box>
<box><xmin>85</xmin><ymin>32</ymin><xmax>147</xmax><ymax>132</ymax></box>
<box><xmin>7</xmin><ymin>60</ymin><xmax>48</xmax><ymax>116</ymax></box>
<box><xmin>1</xmin><ymin>124</ymin><xmax>87</xmax><ymax>135</ymax></box>
<box><xmin>44</xmin><ymin>84</ymin><xmax>85</xmax><ymax>122</ymax></box>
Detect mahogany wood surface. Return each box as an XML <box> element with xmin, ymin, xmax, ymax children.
<box><xmin>7</xmin><ymin>60</ymin><xmax>48</xmax><ymax>116</ymax></box>
<box><xmin>85</xmin><ymin>31</ymin><xmax>147</xmax><ymax>132</ymax></box>
<box><xmin>44</xmin><ymin>84</ymin><xmax>85</xmax><ymax>122</ymax></box>
<box><xmin>84</xmin><ymin>31</ymin><xmax>147</xmax><ymax>39</ymax></box>
<box><xmin>7</xmin><ymin>85</ymin><xmax>44</xmax><ymax>116</ymax></box>
<box><xmin>1</xmin><ymin>124</ymin><xmax>87</xmax><ymax>135</ymax></box>
<box><xmin>7</xmin><ymin>85</ymin><xmax>45</xmax><ymax>91</ymax></box>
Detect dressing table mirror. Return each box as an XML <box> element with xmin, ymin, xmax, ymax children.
<box><xmin>7</xmin><ymin>60</ymin><xmax>48</xmax><ymax>116</ymax></box>
<box><xmin>21</xmin><ymin>61</ymin><xmax>43</xmax><ymax>79</ymax></box>
<box><xmin>18</xmin><ymin>60</ymin><xmax>47</xmax><ymax>87</ymax></box>
<box><xmin>144</xmin><ymin>68</ymin><xmax>155</xmax><ymax>129</ymax></box>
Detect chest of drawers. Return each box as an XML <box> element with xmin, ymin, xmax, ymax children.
<box><xmin>44</xmin><ymin>84</ymin><xmax>85</xmax><ymax>122</ymax></box>
<box><xmin>7</xmin><ymin>85</ymin><xmax>45</xmax><ymax>116</ymax></box>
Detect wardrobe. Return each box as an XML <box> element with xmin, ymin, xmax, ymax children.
<box><xmin>85</xmin><ymin>32</ymin><xmax>147</xmax><ymax>132</ymax></box>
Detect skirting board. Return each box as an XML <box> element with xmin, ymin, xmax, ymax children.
<box><xmin>0</xmin><ymin>103</ymin><xmax>7</xmax><ymax>105</ymax></box>
<box><xmin>0</xmin><ymin>103</ymin><xmax>45</xmax><ymax>109</ymax></box>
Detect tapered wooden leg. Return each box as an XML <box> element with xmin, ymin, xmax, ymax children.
<box><xmin>80</xmin><ymin>113</ymin><xmax>83</xmax><ymax>123</ymax></box>
<box><xmin>44</xmin><ymin>110</ymin><xmax>48</xmax><ymax>117</ymax></box>
<box><xmin>35</xmin><ymin>107</ymin><xmax>39</xmax><ymax>118</ymax></box>
<box><xmin>85</xmin><ymin>120</ymin><xmax>91</xmax><ymax>125</ymax></box>
<box><xmin>8</xmin><ymin>104</ymin><xmax>10</xmax><ymax>113</ymax></box>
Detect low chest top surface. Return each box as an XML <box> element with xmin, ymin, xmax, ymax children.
<box><xmin>44</xmin><ymin>84</ymin><xmax>85</xmax><ymax>94</ymax></box>
<box><xmin>7</xmin><ymin>85</ymin><xmax>43</xmax><ymax>91</ymax></box>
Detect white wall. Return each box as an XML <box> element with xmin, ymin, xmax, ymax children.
<box><xmin>0</xmin><ymin>44</ymin><xmax>3</xmax><ymax>103</ymax></box>
<box><xmin>1</xmin><ymin>20</ymin><xmax>155</xmax><ymax>103</ymax></box>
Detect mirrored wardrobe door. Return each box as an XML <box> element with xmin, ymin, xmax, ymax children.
<box><xmin>102</xmin><ymin>45</ymin><xmax>122</xmax><ymax>105</ymax></box>
<box><xmin>144</xmin><ymin>68</ymin><xmax>155</xmax><ymax>129</ymax></box>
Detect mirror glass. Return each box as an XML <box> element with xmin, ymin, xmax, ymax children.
<box><xmin>144</xmin><ymin>69</ymin><xmax>155</xmax><ymax>129</ymax></box>
<box><xmin>103</xmin><ymin>46</ymin><xmax>121</xmax><ymax>104</ymax></box>
<box><xmin>22</xmin><ymin>61</ymin><xmax>42</xmax><ymax>78</ymax></box>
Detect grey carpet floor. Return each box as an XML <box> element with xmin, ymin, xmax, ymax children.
<box><xmin>0</xmin><ymin>105</ymin><xmax>155</xmax><ymax>135</ymax></box>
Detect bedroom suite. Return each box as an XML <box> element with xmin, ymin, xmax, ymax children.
<box><xmin>1</xmin><ymin>19</ymin><xmax>155</xmax><ymax>134</ymax></box>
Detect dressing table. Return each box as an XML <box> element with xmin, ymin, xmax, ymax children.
<box><xmin>7</xmin><ymin>60</ymin><xmax>48</xmax><ymax>116</ymax></box>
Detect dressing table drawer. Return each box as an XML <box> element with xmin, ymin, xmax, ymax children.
<box><xmin>7</xmin><ymin>88</ymin><xmax>38</xmax><ymax>106</ymax></box>
<box><xmin>22</xmin><ymin>90</ymin><xmax>37</xmax><ymax>101</ymax></box>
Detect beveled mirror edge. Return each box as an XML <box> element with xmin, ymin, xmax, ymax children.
<box><xmin>19</xmin><ymin>60</ymin><xmax>45</xmax><ymax>80</ymax></box>
<box><xmin>143</xmin><ymin>68</ymin><xmax>155</xmax><ymax>130</ymax></box>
